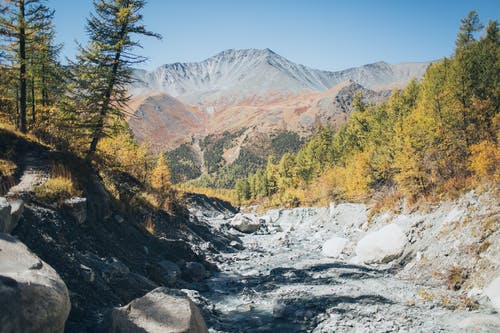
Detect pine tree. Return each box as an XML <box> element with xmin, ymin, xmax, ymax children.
<box><xmin>456</xmin><ymin>10</ymin><xmax>483</xmax><ymax>49</ymax></box>
<box><xmin>0</xmin><ymin>0</ymin><xmax>55</xmax><ymax>132</ymax></box>
<box><xmin>28</xmin><ymin>20</ymin><xmax>63</xmax><ymax>123</ymax></box>
<box><xmin>72</xmin><ymin>0</ymin><xmax>160</xmax><ymax>159</ymax></box>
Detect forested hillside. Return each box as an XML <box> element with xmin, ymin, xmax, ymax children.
<box><xmin>235</xmin><ymin>12</ymin><xmax>499</xmax><ymax>207</ymax></box>
<box><xmin>0</xmin><ymin>0</ymin><xmax>178</xmax><ymax>208</ymax></box>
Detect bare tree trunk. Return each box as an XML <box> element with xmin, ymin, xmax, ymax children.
<box><xmin>31</xmin><ymin>75</ymin><xmax>35</xmax><ymax>124</ymax></box>
<box><xmin>19</xmin><ymin>0</ymin><xmax>27</xmax><ymax>133</ymax></box>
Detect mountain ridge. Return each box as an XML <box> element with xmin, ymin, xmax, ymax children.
<box><xmin>130</xmin><ymin>48</ymin><xmax>430</xmax><ymax>109</ymax></box>
<box><xmin>127</xmin><ymin>49</ymin><xmax>429</xmax><ymax>182</ymax></box>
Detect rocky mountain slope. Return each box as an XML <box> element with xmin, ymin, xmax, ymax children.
<box><xmin>130</xmin><ymin>48</ymin><xmax>429</xmax><ymax>108</ymax></box>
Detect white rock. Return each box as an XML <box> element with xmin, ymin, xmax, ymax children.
<box><xmin>321</xmin><ymin>237</ymin><xmax>348</xmax><ymax>258</ymax></box>
<box><xmin>229</xmin><ymin>213</ymin><xmax>261</xmax><ymax>233</ymax></box>
<box><xmin>458</xmin><ymin>314</ymin><xmax>500</xmax><ymax>328</ymax></box>
<box><xmin>485</xmin><ymin>276</ymin><xmax>500</xmax><ymax>312</ymax></box>
<box><xmin>355</xmin><ymin>224</ymin><xmax>407</xmax><ymax>264</ymax></box>
<box><xmin>329</xmin><ymin>203</ymin><xmax>367</xmax><ymax>228</ymax></box>
<box><xmin>108</xmin><ymin>287</ymin><xmax>208</xmax><ymax>333</ymax></box>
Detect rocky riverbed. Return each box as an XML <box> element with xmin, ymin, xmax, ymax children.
<box><xmin>189</xmin><ymin>191</ymin><xmax>500</xmax><ymax>333</ymax></box>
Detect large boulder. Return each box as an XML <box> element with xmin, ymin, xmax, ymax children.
<box><xmin>355</xmin><ymin>224</ymin><xmax>407</xmax><ymax>264</ymax></box>
<box><xmin>485</xmin><ymin>276</ymin><xmax>500</xmax><ymax>312</ymax></box>
<box><xmin>0</xmin><ymin>197</ymin><xmax>12</xmax><ymax>233</ymax></box>
<box><xmin>9</xmin><ymin>199</ymin><xmax>24</xmax><ymax>227</ymax></box>
<box><xmin>0</xmin><ymin>233</ymin><xmax>70</xmax><ymax>333</ymax></box>
<box><xmin>0</xmin><ymin>275</ymin><xmax>23</xmax><ymax>332</ymax></box>
<box><xmin>0</xmin><ymin>197</ymin><xmax>25</xmax><ymax>234</ymax></box>
<box><xmin>321</xmin><ymin>236</ymin><xmax>349</xmax><ymax>258</ymax></box>
<box><xmin>106</xmin><ymin>287</ymin><xmax>208</xmax><ymax>333</ymax></box>
<box><xmin>229</xmin><ymin>213</ymin><xmax>262</xmax><ymax>233</ymax></box>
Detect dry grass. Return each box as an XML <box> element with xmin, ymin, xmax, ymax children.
<box><xmin>368</xmin><ymin>188</ymin><xmax>404</xmax><ymax>221</ymax></box>
<box><xmin>144</xmin><ymin>215</ymin><xmax>155</xmax><ymax>235</ymax></box>
<box><xmin>417</xmin><ymin>289</ymin><xmax>435</xmax><ymax>302</ymax></box>
<box><xmin>0</xmin><ymin>159</ymin><xmax>16</xmax><ymax>177</ymax></box>
<box><xmin>446</xmin><ymin>265</ymin><xmax>468</xmax><ymax>291</ymax></box>
<box><xmin>0</xmin><ymin>159</ymin><xmax>17</xmax><ymax>194</ymax></box>
<box><xmin>34</xmin><ymin>163</ymin><xmax>80</xmax><ymax>206</ymax></box>
<box><xmin>177</xmin><ymin>183</ymin><xmax>238</xmax><ymax>205</ymax></box>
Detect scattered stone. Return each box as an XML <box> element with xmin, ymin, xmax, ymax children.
<box><xmin>321</xmin><ymin>236</ymin><xmax>349</xmax><ymax>258</ymax></box>
<box><xmin>113</xmin><ymin>214</ymin><xmax>124</xmax><ymax>224</ymax></box>
<box><xmin>230</xmin><ymin>240</ymin><xmax>244</xmax><ymax>250</ymax></box>
<box><xmin>182</xmin><ymin>261</ymin><xmax>207</xmax><ymax>282</ymax></box>
<box><xmin>106</xmin><ymin>287</ymin><xmax>208</xmax><ymax>333</ymax></box>
<box><xmin>0</xmin><ymin>233</ymin><xmax>70</xmax><ymax>333</ymax></box>
<box><xmin>101</xmin><ymin>257</ymin><xmax>130</xmax><ymax>283</ymax></box>
<box><xmin>152</xmin><ymin>260</ymin><xmax>181</xmax><ymax>286</ymax></box>
<box><xmin>485</xmin><ymin>276</ymin><xmax>500</xmax><ymax>312</ymax></box>
<box><xmin>80</xmin><ymin>264</ymin><xmax>95</xmax><ymax>284</ymax></box>
<box><xmin>458</xmin><ymin>314</ymin><xmax>500</xmax><ymax>329</ymax></box>
<box><xmin>62</xmin><ymin>197</ymin><xmax>87</xmax><ymax>224</ymax></box>
<box><xmin>355</xmin><ymin>223</ymin><xmax>408</xmax><ymax>264</ymax></box>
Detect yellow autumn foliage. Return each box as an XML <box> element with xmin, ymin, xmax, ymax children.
<box><xmin>150</xmin><ymin>154</ymin><xmax>172</xmax><ymax>192</ymax></box>
<box><xmin>468</xmin><ymin>140</ymin><xmax>499</xmax><ymax>180</ymax></box>
<box><xmin>97</xmin><ymin>132</ymin><xmax>151</xmax><ymax>182</ymax></box>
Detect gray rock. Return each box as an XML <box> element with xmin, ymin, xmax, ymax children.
<box><xmin>9</xmin><ymin>199</ymin><xmax>24</xmax><ymax>229</ymax></box>
<box><xmin>0</xmin><ymin>275</ymin><xmax>23</xmax><ymax>332</ymax></box>
<box><xmin>0</xmin><ymin>198</ymin><xmax>24</xmax><ymax>233</ymax></box>
<box><xmin>229</xmin><ymin>213</ymin><xmax>261</xmax><ymax>233</ymax></box>
<box><xmin>0</xmin><ymin>197</ymin><xmax>12</xmax><ymax>234</ymax></box>
<box><xmin>0</xmin><ymin>233</ymin><xmax>70</xmax><ymax>333</ymax></box>
<box><xmin>113</xmin><ymin>214</ymin><xmax>124</xmax><ymax>224</ymax></box>
<box><xmin>485</xmin><ymin>276</ymin><xmax>500</xmax><ymax>312</ymax></box>
<box><xmin>182</xmin><ymin>262</ymin><xmax>207</xmax><ymax>282</ymax></box>
<box><xmin>80</xmin><ymin>264</ymin><xmax>95</xmax><ymax>284</ymax></box>
<box><xmin>107</xmin><ymin>287</ymin><xmax>208</xmax><ymax>333</ymax></box>
<box><xmin>63</xmin><ymin>197</ymin><xmax>87</xmax><ymax>224</ymax></box>
<box><xmin>101</xmin><ymin>257</ymin><xmax>130</xmax><ymax>283</ymax></box>
<box><xmin>458</xmin><ymin>314</ymin><xmax>500</xmax><ymax>329</ymax></box>
<box><xmin>151</xmin><ymin>260</ymin><xmax>181</xmax><ymax>286</ymax></box>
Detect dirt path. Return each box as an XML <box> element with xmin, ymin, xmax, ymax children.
<box><xmin>7</xmin><ymin>151</ymin><xmax>50</xmax><ymax>197</ymax></box>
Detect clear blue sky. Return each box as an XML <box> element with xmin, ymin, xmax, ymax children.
<box><xmin>50</xmin><ymin>0</ymin><xmax>499</xmax><ymax>71</ymax></box>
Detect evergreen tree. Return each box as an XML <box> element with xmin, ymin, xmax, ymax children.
<box><xmin>0</xmin><ymin>0</ymin><xmax>55</xmax><ymax>132</ymax></box>
<box><xmin>28</xmin><ymin>19</ymin><xmax>63</xmax><ymax>124</ymax></box>
<box><xmin>456</xmin><ymin>10</ymin><xmax>483</xmax><ymax>49</ymax></box>
<box><xmin>72</xmin><ymin>0</ymin><xmax>160</xmax><ymax>159</ymax></box>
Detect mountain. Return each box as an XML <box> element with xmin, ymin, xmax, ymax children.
<box><xmin>130</xmin><ymin>48</ymin><xmax>430</xmax><ymax>110</ymax></box>
<box><xmin>127</xmin><ymin>49</ymin><xmax>430</xmax><ymax>183</ymax></box>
